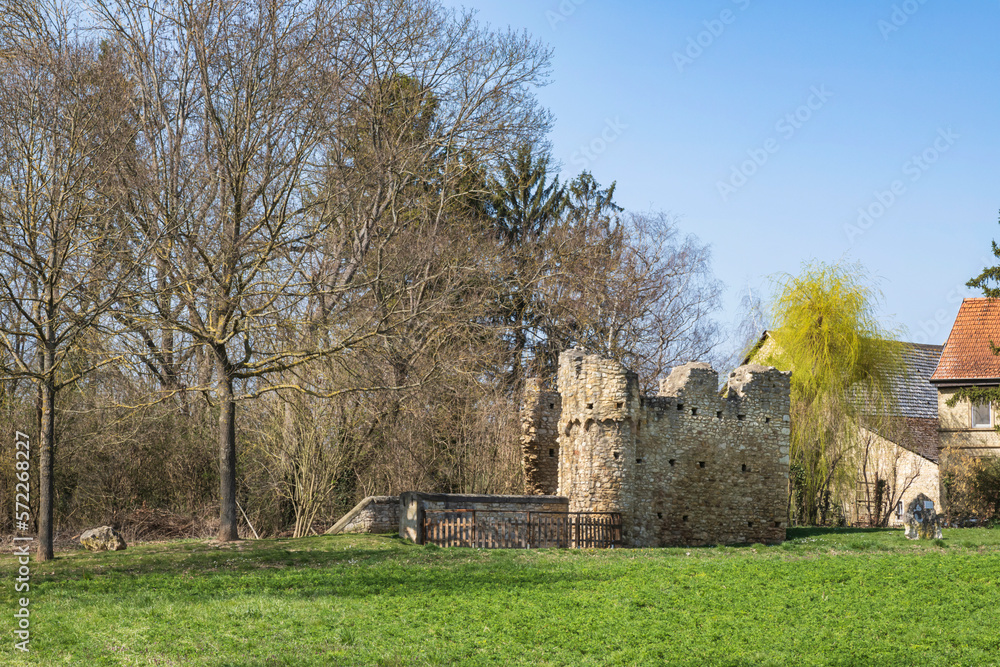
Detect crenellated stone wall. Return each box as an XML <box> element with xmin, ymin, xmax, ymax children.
<box><xmin>529</xmin><ymin>349</ymin><xmax>791</xmax><ymax>547</ymax></box>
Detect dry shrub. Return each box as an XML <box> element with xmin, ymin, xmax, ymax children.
<box><xmin>942</xmin><ymin>449</ymin><xmax>1000</xmax><ymax>526</ymax></box>
<box><xmin>54</xmin><ymin>403</ymin><xmax>217</xmax><ymax>531</ymax></box>
<box><xmin>119</xmin><ymin>505</ymin><xmax>218</xmax><ymax>543</ymax></box>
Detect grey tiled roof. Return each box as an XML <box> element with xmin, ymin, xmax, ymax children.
<box><xmin>900</xmin><ymin>417</ymin><xmax>941</xmax><ymax>464</ymax></box>
<box><xmin>873</xmin><ymin>343</ymin><xmax>943</xmax><ymax>464</ymax></box>
<box><xmin>891</xmin><ymin>343</ymin><xmax>943</xmax><ymax>419</ymax></box>
<box><xmin>746</xmin><ymin>332</ymin><xmax>942</xmax><ymax>420</ymax></box>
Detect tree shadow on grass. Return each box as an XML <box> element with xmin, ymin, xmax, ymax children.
<box><xmin>785</xmin><ymin>526</ymin><xmax>899</xmax><ymax>539</ymax></box>
<box><xmin>25</xmin><ymin>534</ymin><xmax>623</xmax><ymax>604</ymax></box>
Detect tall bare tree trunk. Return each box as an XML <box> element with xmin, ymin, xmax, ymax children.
<box><xmin>37</xmin><ymin>345</ymin><xmax>56</xmax><ymax>562</ymax></box>
<box><xmin>215</xmin><ymin>352</ymin><xmax>238</xmax><ymax>542</ymax></box>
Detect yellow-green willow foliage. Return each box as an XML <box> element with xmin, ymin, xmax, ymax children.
<box><xmin>762</xmin><ymin>262</ymin><xmax>904</xmax><ymax>525</ymax></box>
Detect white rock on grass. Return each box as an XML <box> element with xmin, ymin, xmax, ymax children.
<box><xmin>80</xmin><ymin>526</ymin><xmax>127</xmax><ymax>551</ymax></box>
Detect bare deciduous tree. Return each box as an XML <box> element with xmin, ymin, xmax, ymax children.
<box><xmin>0</xmin><ymin>4</ymin><xmax>142</xmax><ymax>560</ymax></box>
<box><xmin>526</xmin><ymin>205</ymin><xmax>723</xmax><ymax>390</ymax></box>
<box><xmin>92</xmin><ymin>0</ymin><xmax>552</xmax><ymax>540</ymax></box>
<box><xmin>854</xmin><ymin>427</ymin><xmax>920</xmax><ymax>527</ymax></box>
<box><xmin>554</xmin><ymin>210</ymin><xmax>723</xmax><ymax>388</ymax></box>
<box><xmin>251</xmin><ymin>392</ymin><xmax>367</xmax><ymax>538</ymax></box>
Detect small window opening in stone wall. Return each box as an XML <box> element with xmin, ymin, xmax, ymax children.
<box><xmin>669</xmin><ymin>459</ymin><xmax>676</xmax><ymax>466</ymax></box>
<box><xmin>677</xmin><ymin>403</ymin><xmax>683</xmax><ymax>410</ymax></box>
<box><xmin>636</xmin><ymin>458</ymin><xmax>643</xmax><ymax>464</ymax></box>
<box><xmin>587</xmin><ymin>403</ymin><xmax>593</xmax><ymax>410</ymax></box>
<box><xmin>691</xmin><ymin>408</ymin><xmax>698</xmax><ymax>416</ymax></box>
<box><xmin>698</xmin><ymin>461</ymin><xmax>706</xmax><ymax>468</ymax></box>
<box><xmin>549</xmin><ymin>403</ymin><xmax>554</xmax><ymax>410</ymax></box>
<box><xmin>748</xmin><ymin>521</ymin><xmax>753</xmax><ymax>527</ymax></box>
<box><xmin>774</xmin><ymin>521</ymin><xmax>782</xmax><ymax>528</ymax></box>
<box><xmin>716</xmin><ymin>411</ymin><xmax>723</xmax><ymax>419</ymax></box>
<box><xmin>549</xmin><ymin>448</ymin><xmax>555</xmax><ymax>458</ymax></box>
<box><xmin>616</xmin><ymin>402</ymin><xmax>623</xmax><ymax>409</ymax></box>
<box><xmin>682</xmin><ymin>515</ymin><xmax>689</xmax><ymax>522</ymax></box>
<box><xmin>657</xmin><ymin>512</ymin><xmax>663</xmax><ymax>519</ymax></box>
<box><xmin>737</xmin><ymin>414</ymin><xmax>746</xmax><ymax>421</ymax></box>
<box><xmin>613</xmin><ymin>451</ymin><xmax>619</xmax><ymax>460</ymax></box>
<box><xmin>741</xmin><ymin>464</ymin><xmax>747</xmax><ymax>472</ymax></box>
<box><xmin>765</xmin><ymin>417</ymin><xmax>771</xmax><ymax>423</ymax></box>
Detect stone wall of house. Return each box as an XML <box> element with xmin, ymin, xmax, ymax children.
<box><xmin>521</xmin><ymin>379</ymin><xmax>562</xmax><ymax>495</ymax></box>
<box><xmin>852</xmin><ymin>428</ymin><xmax>941</xmax><ymax>527</ymax></box>
<box><xmin>338</xmin><ymin>496</ymin><xmax>400</xmax><ymax>534</ymax></box>
<box><xmin>937</xmin><ymin>388</ymin><xmax>1000</xmax><ymax>457</ymax></box>
<box><xmin>889</xmin><ymin>445</ymin><xmax>941</xmax><ymax>527</ymax></box>
<box><xmin>534</xmin><ymin>349</ymin><xmax>791</xmax><ymax>547</ymax></box>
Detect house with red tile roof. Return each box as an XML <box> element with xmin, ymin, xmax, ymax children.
<box><xmin>930</xmin><ymin>298</ymin><xmax>1000</xmax><ymax>458</ymax></box>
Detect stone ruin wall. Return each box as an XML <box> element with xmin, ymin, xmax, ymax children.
<box><xmin>523</xmin><ymin>349</ymin><xmax>791</xmax><ymax>547</ymax></box>
<box><xmin>339</xmin><ymin>496</ymin><xmax>400</xmax><ymax>534</ymax></box>
<box><xmin>520</xmin><ymin>379</ymin><xmax>561</xmax><ymax>495</ymax></box>
<box><xmin>399</xmin><ymin>493</ymin><xmax>570</xmax><ymax>544</ymax></box>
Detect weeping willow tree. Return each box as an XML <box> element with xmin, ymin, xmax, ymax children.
<box><xmin>761</xmin><ymin>262</ymin><xmax>903</xmax><ymax>525</ymax></box>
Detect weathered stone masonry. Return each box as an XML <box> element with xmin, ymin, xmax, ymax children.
<box><xmin>523</xmin><ymin>349</ymin><xmax>791</xmax><ymax>547</ymax></box>
<box><xmin>520</xmin><ymin>379</ymin><xmax>561</xmax><ymax>495</ymax></box>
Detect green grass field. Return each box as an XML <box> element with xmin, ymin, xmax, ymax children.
<box><xmin>2</xmin><ymin>527</ymin><xmax>999</xmax><ymax>666</ymax></box>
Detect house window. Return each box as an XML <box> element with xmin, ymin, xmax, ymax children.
<box><xmin>896</xmin><ymin>500</ymin><xmax>903</xmax><ymax>521</ymax></box>
<box><xmin>971</xmin><ymin>402</ymin><xmax>992</xmax><ymax>428</ymax></box>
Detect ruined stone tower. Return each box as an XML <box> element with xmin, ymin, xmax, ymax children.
<box><xmin>522</xmin><ymin>349</ymin><xmax>791</xmax><ymax>547</ymax></box>
<box><xmin>555</xmin><ymin>349</ymin><xmax>641</xmax><ymax>518</ymax></box>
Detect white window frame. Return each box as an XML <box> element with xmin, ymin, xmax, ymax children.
<box><xmin>971</xmin><ymin>402</ymin><xmax>993</xmax><ymax>429</ymax></box>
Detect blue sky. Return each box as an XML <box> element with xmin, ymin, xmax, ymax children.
<box><xmin>446</xmin><ymin>0</ymin><xmax>1000</xmax><ymax>352</ymax></box>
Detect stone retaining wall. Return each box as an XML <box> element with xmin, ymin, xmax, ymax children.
<box><xmin>338</xmin><ymin>496</ymin><xmax>400</xmax><ymax>534</ymax></box>
<box><xmin>399</xmin><ymin>492</ymin><xmax>569</xmax><ymax>544</ymax></box>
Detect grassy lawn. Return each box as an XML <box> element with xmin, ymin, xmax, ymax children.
<box><xmin>1</xmin><ymin>527</ymin><xmax>999</xmax><ymax>666</ymax></box>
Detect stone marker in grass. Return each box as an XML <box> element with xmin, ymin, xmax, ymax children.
<box><xmin>904</xmin><ymin>494</ymin><xmax>942</xmax><ymax>540</ymax></box>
